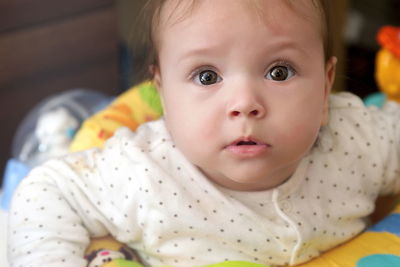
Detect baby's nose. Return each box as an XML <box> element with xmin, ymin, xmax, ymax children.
<box><xmin>228</xmin><ymin>97</ymin><xmax>266</xmax><ymax>119</ymax></box>
<box><xmin>226</xmin><ymin>79</ymin><xmax>266</xmax><ymax>119</ymax></box>
<box><xmin>230</xmin><ymin>109</ymin><xmax>263</xmax><ymax>118</ymax></box>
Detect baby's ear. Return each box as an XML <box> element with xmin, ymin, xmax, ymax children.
<box><xmin>325</xmin><ymin>57</ymin><xmax>337</xmax><ymax>93</ymax></box>
<box><xmin>149</xmin><ymin>65</ymin><xmax>167</xmax><ymax>114</ymax></box>
<box><xmin>150</xmin><ymin>64</ymin><xmax>162</xmax><ymax>92</ymax></box>
<box><xmin>322</xmin><ymin>56</ymin><xmax>337</xmax><ymax>125</ymax></box>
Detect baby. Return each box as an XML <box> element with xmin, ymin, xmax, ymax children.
<box><xmin>8</xmin><ymin>0</ymin><xmax>400</xmax><ymax>266</ymax></box>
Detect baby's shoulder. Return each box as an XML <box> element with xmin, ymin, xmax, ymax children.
<box><xmin>319</xmin><ymin>92</ymin><xmax>400</xmax><ymax>156</ymax></box>
<box><xmin>329</xmin><ymin>92</ymin><xmax>368</xmax><ymax>111</ymax></box>
<box><xmin>53</xmin><ymin>119</ymin><xmax>171</xmax><ymax>175</ymax></box>
<box><xmin>328</xmin><ymin>92</ymin><xmax>400</xmax><ymax>128</ymax></box>
<box><xmin>328</xmin><ymin>92</ymin><xmax>383</xmax><ymax>126</ymax></box>
<box><xmin>103</xmin><ymin>119</ymin><xmax>171</xmax><ymax>150</ymax></box>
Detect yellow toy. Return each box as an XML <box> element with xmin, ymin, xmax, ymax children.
<box><xmin>69</xmin><ymin>81</ymin><xmax>162</xmax><ymax>152</ymax></box>
<box><xmin>375</xmin><ymin>26</ymin><xmax>400</xmax><ymax>103</ymax></box>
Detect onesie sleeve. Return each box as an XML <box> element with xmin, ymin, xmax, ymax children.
<box><xmin>7</xmin><ymin>157</ymin><xmax>108</xmax><ymax>267</ymax></box>
<box><xmin>370</xmin><ymin>100</ymin><xmax>400</xmax><ymax>195</ymax></box>
<box><xmin>327</xmin><ymin>93</ymin><xmax>400</xmax><ymax>196</ymax></box>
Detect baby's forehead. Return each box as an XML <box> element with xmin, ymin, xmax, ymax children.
<box><xmin>160</xmin><ymin>0</ymin><xmax>321</xmax><ymax>24</ymax></box>
<box><xmin>154</xmin><ymin>0</ymin><xmax>326</xmax><ymax>68</ymax></box>
<box><xmin>158</xmin><ymin>0</ymin><xmax>323</xmax><ymax>39</ymax></box>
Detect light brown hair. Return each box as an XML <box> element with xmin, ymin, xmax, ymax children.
<box><xmin>137</xmin><ymin>0</ymin><xmax>333</xmax><ymax>79</ymax></box>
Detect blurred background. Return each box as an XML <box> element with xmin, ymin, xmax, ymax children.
<box><xmin>0</xmin><ymin>0</ymin><xmax>399</xmax><ymax>188</ymax></box>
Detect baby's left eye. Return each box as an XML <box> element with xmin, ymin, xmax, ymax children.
<box><xmin>265</xmin><ymin>65</ymin><xmax>295</xmax><ymax>81</ymax></box>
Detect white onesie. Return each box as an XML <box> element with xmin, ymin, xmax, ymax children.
<box><xmin>8</xmin><ymin>92</ymin><xmax>400</xmax><ymax>267</ymax></box>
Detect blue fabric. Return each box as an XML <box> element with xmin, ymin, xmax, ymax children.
<box><xmin>363</xmin><ymin>92</ymin><xmax>386</xmax><ymax>108</ymax></box>
<box><xmin>1</xmin><ymin>158</ymin><xmax>30</xmax><ymax>210</ymax></box>
<box><xmin>368</xmin><ymin>213</ymin><xmax>400</xmax><ymax>236</ymax></box>
<box><xmin>357</xmin><ymin>254</ymin><xmax>400</xmax><ymax>267</ymax></box>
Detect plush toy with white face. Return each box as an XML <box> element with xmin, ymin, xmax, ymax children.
<box><xmin>86</xmin><ymin>249</ymin><xmax>126</xmax><ymax>267</ymax></box>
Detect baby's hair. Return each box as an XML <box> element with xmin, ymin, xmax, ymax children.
<box><xmin>137</xmin><ymin>0</ymin><xmax>333</xmax><ymax>80</ymax></box>
<box><xmin>289</xmin><ymin>0</ymin><xmax>333</xmax><ymax>61</ymax></box>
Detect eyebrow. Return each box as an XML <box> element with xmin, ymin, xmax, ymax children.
<box><xmin>177</xmin><ymin>44</ymin><xmax>223</xmax><ymax>62</ymax></box>
<box><xmin>178</xmin><ymin>38</ymin><xmax>310</xmax><ymax>62</ymax></box>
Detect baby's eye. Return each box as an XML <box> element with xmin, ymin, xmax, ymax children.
<box><xmin>196</xmin><ymin>70</ymin><xmax>222</xmax><ymax>85</ymax></box>
<box><xmin>266</xmin><ymin>65</ymin><xmax>295</xmax><ymax>81</ymax></box>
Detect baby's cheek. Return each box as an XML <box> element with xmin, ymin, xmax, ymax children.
<box><xmin>280</xmin><ymin>126</ymin><xmax>319</xmax><ymax>156</ymax></box>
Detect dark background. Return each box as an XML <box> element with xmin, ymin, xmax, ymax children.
<box><xmin>345</xmin><ymin>0</ymin><xmax>400</xmax><ymax>99</ymax></box>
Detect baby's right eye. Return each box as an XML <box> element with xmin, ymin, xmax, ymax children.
<box><xmin>195</xmin><ymin>70</ymin><xmax>222</xmax><ymax>85</ymax></box>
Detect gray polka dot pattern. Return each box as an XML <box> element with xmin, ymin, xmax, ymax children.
<box><xmin>7</xmin><ymin>93</ymin><xmax>400</xmax><ymax>267</ymax></box>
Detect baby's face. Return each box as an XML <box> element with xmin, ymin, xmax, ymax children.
<box><xmin>154</xmin><ymin>0</ymin><xmax>336</xmax><ymax>191</ymax></box>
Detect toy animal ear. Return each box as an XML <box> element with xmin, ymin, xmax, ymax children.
<box><xmin>85</xmin><ymin>249</ymin><xmax>101</xmax><ymax>262</ymax></box>
<box><xmin>119</xmin><ymin>246</ymin><xmax>137</xmax><ymax>261</ymax></box>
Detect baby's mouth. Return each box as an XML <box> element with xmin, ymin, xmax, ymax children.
<box><xmin>225</xmin><ymin>137</ymin><xmax>271</xmax><ymax>157</ymax></box>
<box><xmin>236</xmin><ymin>140</ymin><xmax>258</xmax><ymax>146</ymax></box>
<box><xmin>230</xmin><ymin>138</ymin><xmax>270</xmax><ymax>147</ymax></box>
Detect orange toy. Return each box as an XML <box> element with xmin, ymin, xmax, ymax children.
<box><xmin>375</xmin><ymin>26</ymin><xmax>400</xmax><ymax>102</ymax></box>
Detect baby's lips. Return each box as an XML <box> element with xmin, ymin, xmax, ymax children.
<box><xmin>228</xmin><ymin>137</ymin><xmax>271</xmax><ymax>147</ymax></box>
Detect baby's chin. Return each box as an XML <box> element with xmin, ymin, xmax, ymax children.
<box><xmin>226</xmin><ymin>178</ymin><xmax>288</xmax><ymax>192</ymax></box>
<box><xmin>201</xmin><ymin>168</ymin><xmax>289</xmax><ymax>192</ymax></box>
